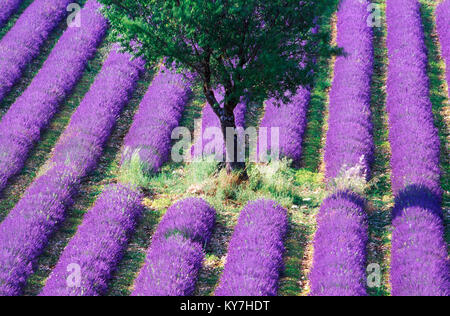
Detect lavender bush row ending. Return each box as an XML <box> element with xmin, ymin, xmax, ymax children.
<box><xmin>191</xmin><ymin>88</ymin><xmax>247</xmax><ymax>160</ymax></box>
<box><xmin>309</xmin><ymin>191</ymin><xmax>368</xmax><ymax>296</ymax></box>
<box><xmin>258</xmin><ymin>87</ymin><xmax>310</xmax><ymax>164</ymax></box>
<box><xmin>132</xmin><ymin>198</ymin><xmax>216</xmax><ymax>296</ymax></box>
<box><xmin>0</xmin><ymin>0</ymin><xmax>23</xmax><ymax>27</ymax></box>
<box><xmin>215</xmin><ymin>200</ymin><xmax>287</xmax><ymax>296</ymax></box>
<box><xmin>0</xmin><ymin>48</ymin><xmax>144</xmax><ymax>296</ymax></box>
<box><xmin>0</xmin><ymin>0</ymin><xmax>107</xmax><ymax>193</ymax></box>
<box><xmin>437</xmin><ymin>0</ymin><xmax>450</xmax><ymax>97</ymax></box>
<box><xmin>386</xmin><ymin>0</ymin><xmax>448</xmax><ymax>296</ymax></box>
<box><xmin>40</xmin><ymin>184</ymin><xmax>143</xmax><ymax>296</ymax></box>
<box><xmin>0</xmin><ymin>0</ymin><xmax>73</xmax><ymax>101</ymax></box>
<box><xmin>324</xmin><ymin>0</ymin><xmax>374</xmax><ymax>179</ymax></box>
<box><xmin>122</xmin><ymin>66</ymin><xmax>192</xmax><ymax>173</ymax></box>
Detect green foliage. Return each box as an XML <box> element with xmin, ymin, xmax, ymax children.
<box><xmin>98</xmin><ymin>0</ymin><xmax>337</xmax><ymax>109</ymax></box>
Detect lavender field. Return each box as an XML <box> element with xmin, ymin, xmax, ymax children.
<box><xmin>0</xmin><ymin>0</ymin><xmax>448</xmax><ymax>298</ymax></box>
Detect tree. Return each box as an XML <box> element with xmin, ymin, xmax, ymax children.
<box><xmin>98</xmin><ymin>0</ymin><xmax>335</xmax><ymax>172</ymax></box>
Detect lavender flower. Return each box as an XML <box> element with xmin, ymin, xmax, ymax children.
<box><xmin>0</xmin><ymin>0</ymin><xmax>107</xmax><ymax>193</ymax></box>
<box><xmin>258</xmin><ymin>87</ymin><xmax>310</xmax><ymax>164</ymax></box>
<box><xmin>0</xmin><ymin>0</ymin><xmax>23</xmax><ymax>27</ymax></box>
<box><xmin>215</xmin><ymin>200</ymin><xmax>287</xmax><ymax>296</ymax></box>
<box><xmin>324</xmin><ymin>0</ymin><xmax>374</xmax><ymax>180</ymax></box>
<box><xmin>0</xmin><ymin>47</ymin><xmax>144</xmax><ymax>296</ymax></box>
<box><xmin>386</xmin><ymin>0</ymin><xmax>448</xmax><ymax>296</ymax></box>
<box><xmin>122</xmin><ymin>66</ymin><xmax>192</xmax><ymax>173</ymax></box>
<box><xmin>437</xmin><ymin>0</ymin><xmax>450</xmax><ymax>98</ymax></box>
<box><xmin>132</xmin><ymin>198</ymin><xmax>216</xmax><ymax>296</ymax></box>
<box><xmin>309</xmin><ymin>191</ymin><xmax>368</xmax><ymax>296</ymax></box>
<box><xmin>40</xmin><ymin>184</ymin><xmax>143</xmax><ymax>296</ymax></box>
<box><xmin>0</xmin><ymin>0</ymin><xmax>73</xmax><ymax>102</ymax></box>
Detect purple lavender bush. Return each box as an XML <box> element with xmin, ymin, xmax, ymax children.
<box><xmin>0</xmin><ymin>0</ymin><xmax>23</xmax><ymax>27</ymax></box>
<box><xmin>0</xmin><ymin>48</ymin><xmax>144</xmax><ymax>296</ymax></box>
<box><xmin>386</xmin><ymin>0</ymin><xmax>448</xmax><ymax>296</ymax></box>
<box><xmin>39</xmin><ymin>184</ymin><xmax>143</xmax><ymax>296</ymax></box>
<box><xmin>215</xmin><ymin>200</ymin><xmax>287</xmax><ymax>296</ymax></box>
<box><xmin>437</xmin><ymin>0</ymin><xmax>450</xmax><ymax>97</ymax></box>
<box><xmin>308</xmin><ymin>0</ymin><xmax>373</xmax><ymax>297</ymax></box>
<box><xmin>132</xmin><ymin>198</ymin><xmax>216</xmax><ymax>296</ymax></box>
<box><xmin>0</xmin><ymin>0</ymin><xmax>107</xmax><ymax>193</ymax></box>
<box><xmin>258</xmin><ymin>87</ymin><xmax>310</xmax><ymax>164</ymax></box>
<box><xmin>324</xmin><ymin>0</ymin><xmax>374</xmax><ymax>180</ymax></box>
<box><xmin>122</xmin><ymin>66</ymin><xmax>192</xmax><ymax>173</ymax></box>
<box><xmin>0</xmin><ymin>0</ymin><xmax>73</xmax><ymax>102</ymax></box>
<box><xmin>191</xmin><ymin>87</ymin><xmax>247</xmax><ymax>161</ymax></box>
<box><xmin>309</xmin><ymin>191</ymin><xmax>368</xmax><ymax>296</ymax></box>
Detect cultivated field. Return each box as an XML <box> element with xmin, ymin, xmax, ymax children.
<box><xmin>0</xmin><ymin>0</ymin><xmax>448</xmax><ymax>296</ymax></box>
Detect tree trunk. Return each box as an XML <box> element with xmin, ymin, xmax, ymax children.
<box><xmin>219</xmin><ymin>105</ymin><xmax>245</xmax><ymax>174</ymax></box>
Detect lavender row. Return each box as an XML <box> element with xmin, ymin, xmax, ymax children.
<box><xmin>437</xmin><ymin>0</ymin><xmax>450</xmax><ymax>97</ymax></box>
<box><xmin>309</xmin><ymin>0</ymin><xmax>373</xmax><ymax>296</ymax></box>
<box><xmin>309</xmin><ymin>191</ymin><xmax>368</xmax><ymax>296</ymax></box>
<box><xmin>215</xmin><ymin>200</ymin><xmax>287</xmax><ymax>296</ymax></box>
<box><xmin>191</xmin><ymin>88</ymin><xmax>246</xmax><ymax>161</ymax></box>
<box><xmin>386</xmin><ymin>0</ymin><xmax>448</xmax><ymax>296</ymax></box>
<box><xmin>40</xmin><ymin>184</ymin><xmax>143</xmax><ymax>296</ymax></box>
<box><xmin>40</xmin><ymin>66</ymin><xmax>193</xmax><ymax>295</ymax></box>
<box><xmin>123</xmin><ymin>66</ymin><xmax>192</xmax><ymax>173</ymax></box>
<box><xmin>132</xmin><ymin>198</ymin><xmax>215</xmax><ymax>296</ymax></box>
<box><xmin>0</xmin><ymin>0</ymin><xmax>72</xmax><ymax>102</ymax></box>
<box><xmin>0</xmin><ymin>0</ymin><xmax>23</xmax><ymax>27</ymax></box>
<box><xmin>258</xmin><ymin>87</ymin><xmax>310</xmax><ymax>164</ymax></box>
<box><xmin>0</xmin><ymin>0</ymin><xmax>107</xmax><ymax>193</ymax></box>
<box><xmin>0</xmin><ymin>48</ymin><xmax>144</xmax><ymax>296</ymax></box>
<box><xmin>324</xmin><ymin>0</ymin><xmax>374</xmax><ymax>179</ymax></box>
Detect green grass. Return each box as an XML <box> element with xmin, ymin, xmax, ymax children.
<box><xmin>0</xmin><ymin>39</ymin><xmax>111</xmax><ymax>222</ymax></box>
<box><xmin>365</xmin><ymin>0</ymin><xmax>393</xmax><ymax>297</ymax></box>
<box><xmin>420</xmin><ymin>0</ymin><xmax>450</xmax><ymax>249</ymax></box>
<box><xmin>21</xmin><ymin>56</ymin><xmax>155</xmax><ymax>296</ymax></box>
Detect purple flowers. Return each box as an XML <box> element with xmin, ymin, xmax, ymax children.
<box><xmin>259</xmin><ymin>88</ymin><xmax>310</xmax><ymax>164</ymax></box>
<box><xmin>0</xmin><ymin>0</ymin><xmax>107</xmax><ymax>193</ymax></box>
<box><xmin>123</xmin><ymin>66</ymin><xmax>192</xmax><ymax>173</ymax></box>
<box><xmin>437</xmin><ymin>0</ymin><xmax>450</xmax><ymax>97</ymax></box>
<box><xmin>309</xmin><ymin>0</ymin><xmax>373</xmax><ymax>296</ymax></box>
<box><xmin>0</xmin><ymin>0</ymin><xmax>23</xmax><ymax>27</ymax></box>
<box><xmin>0</xmin><ymin>48</ymin><xmax>144</xmax><ymax>296</ymax></box>
<box><xmin>309</xmin><ymin>191</ymin><xmax>368</xmax><ymax>296</ymax></box>
<box><xmin>386</xmin><ymin>0</ymin><xmax>448</xmax><ymax>296</ymax></box>
<box><xmin>132</xmin><ymin>198</ymin><xmax>216</xmax><ymax>296</ymax></box>
<box><xmin>215</xmin><ymin>200</ymin><xmax>287</xmax><ymax>296</ymax></box>
<box><xmin>40</xmin><ymin>184</ymin><xmax>143</xmax><ymax>296</ymax></box>
<box><xmin>0</xmin><ymin>0</ymin><xmax>73</xmax><ymax>102</ymax></box>
<box><xmin>324</xmin><ymin>0</ymin><xmax>374</xmax><ymax>179</ymax></box>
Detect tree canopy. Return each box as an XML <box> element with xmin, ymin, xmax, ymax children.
<box><xmin>98</xmin><ymin>0</ymin><xmax>335</xmax><ymax>108</ymax></box>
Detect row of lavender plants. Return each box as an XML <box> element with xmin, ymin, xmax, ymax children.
<box><xmin>258</xmin><ymin>86</ymin><xmax>310</xmax><ymax>165</ymax></box>
<box><xmin>191</xmin><ymin>88</ymin><xmax>246</xmax><ymax>161</ymax></box>
<box><xmin>437</xmin><ymin>0</ymin><xmax>450</xmax><ymax>97</ymax></box>
<box><xmin>132</xmin><ymin>198</ymin><xmax>216</xmax><ymax>296</ymax></box>
<box><xmin>0</xmin><ymin>0</ymin><xmax>23</xmax><ymax>27</ymax></box>
<box><xmin>40</xmin><ymin>184</ymin><xmax>143</xmax><ymax>296</ymax></box>
<box><xmin>386</xmin><ymin>0</ymin><xmax>448</xmax><ymax>296</ymax></box>
<box><xmin>309</xmin><ymin>0</ymin><xmax>373</xmax><ymax>296</ymax></box>
<box><xmin>215</xmin><ymin>200</ymin><xmax>287</xmax><ymax>296</ymax></box>
<box><xmin>0</xmin><ymin>48</ymin><xmax>144</xmax><ymax>296</ymax></box>
<box><xmin>0</xmin><ymin>0</ymin><xmax>107</xmax><ymax>193</ymax></box>
<box><xmin>0</xmin><ymin>0</ymin><xmax>73</xmax><ymax>102</ymax></box>
<box><xmin>40</xmin><ymin>67</ymin><xmax>193</xmax><ymax>296</ymax></box>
